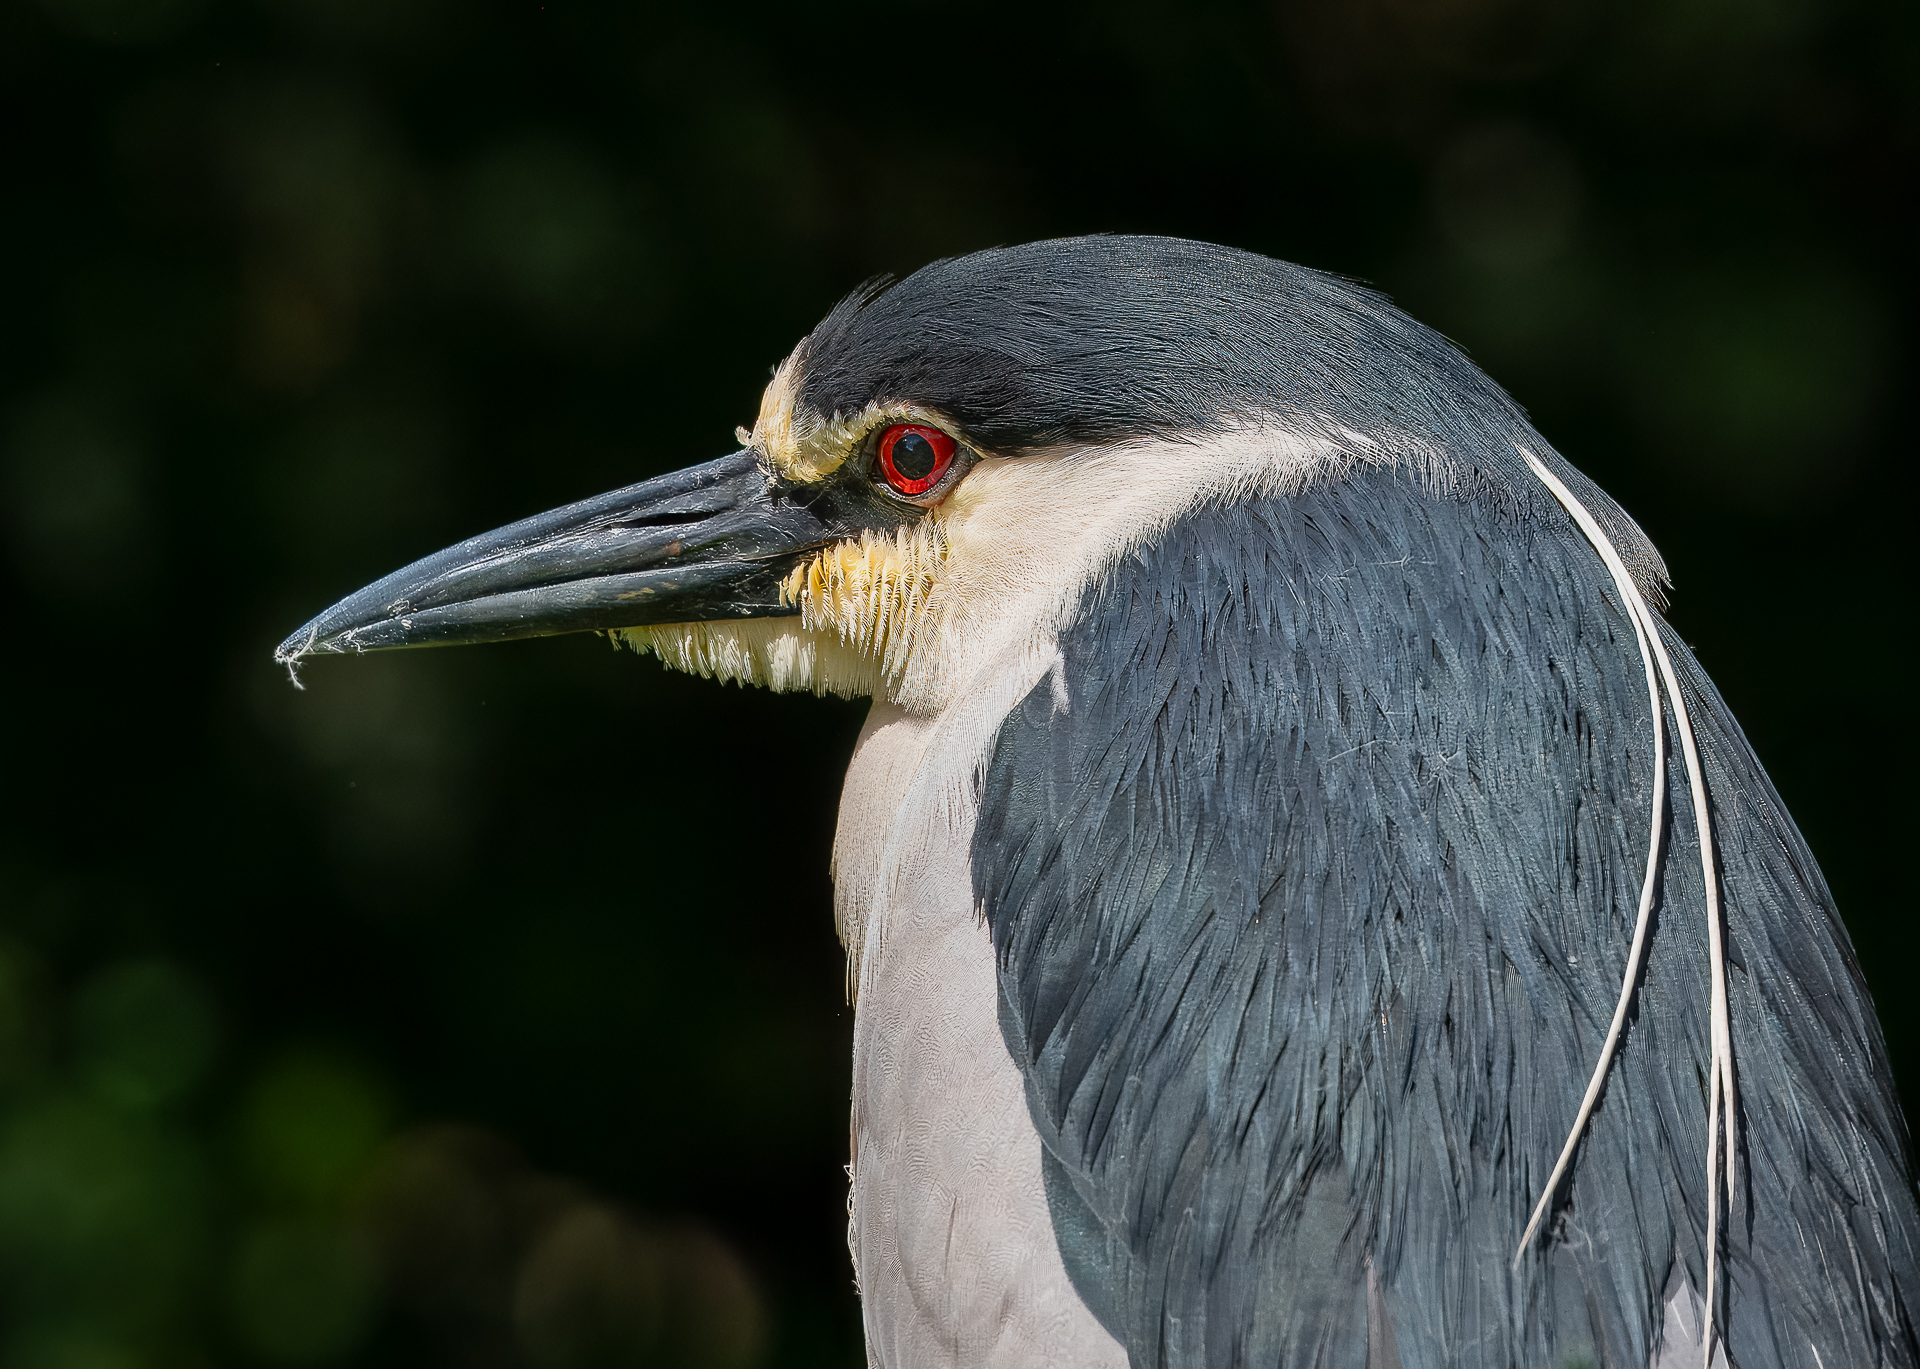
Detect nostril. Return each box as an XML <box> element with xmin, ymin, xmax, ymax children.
<box><xmin>611</xmin><ymin>506</ymin><xmax>727</xmax><ymax>531</ymax></box>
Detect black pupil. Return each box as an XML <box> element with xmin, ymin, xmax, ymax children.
<box><xmin>892</xmin><ymin>432</ymin><xmax>939</xmax><ymax>483</ymax></box>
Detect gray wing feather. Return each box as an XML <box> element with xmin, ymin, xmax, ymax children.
<box><xmin>973</xmin><ymin>464</ymin><xmax>1918</xmax><ymax>1368</ymax></box>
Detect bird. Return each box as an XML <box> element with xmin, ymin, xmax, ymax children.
<box><xmin>278</xmin><ymin>236</ymin><xmax>1918</xmax><ymax>1369</ymax></box>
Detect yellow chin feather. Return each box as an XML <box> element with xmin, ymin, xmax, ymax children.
<box><xmin>611</xmin><ymin>619</ymin><xmax>885</xmax><ymax>699</ymax></box>
<box><xmin>612</xmin><ymin>519</ymin><xmax>949</xmax><ymax>701</ymax></box>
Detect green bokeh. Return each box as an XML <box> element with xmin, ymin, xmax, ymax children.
<box><xmin>228</xmin><ymin>1221</ymin><xmax>381</xmax><ymax>1365</ymax></box>
<box><xmin>0</xmin><ymin>942</ymin><xmax>48</xmax><ymax>1094</ymax></box>
<box><xmin>0</xmin><ymin>1094</ymin><xmax>208</xmax><ymax>1352</ymax></box>
<box><xmin>71</xmin><ymin>960</ymin><xmax>217</xmax><ymax>1111</ymax></box>
<box><xmin>239</xmin><ymin>1052</ymin><xmax>390</xmax><ymax>1210</ymax></box>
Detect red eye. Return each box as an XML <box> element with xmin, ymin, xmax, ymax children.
<box><xmin>876</xmin><ymin>424</ymin><xmax>957</xmax><ymax>497</ymax></box>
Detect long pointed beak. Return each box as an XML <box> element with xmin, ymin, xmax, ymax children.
<box><xmin>276</xmin><ymin>449</ymin><xmax>860</xmax><ymax>666</ymax></box>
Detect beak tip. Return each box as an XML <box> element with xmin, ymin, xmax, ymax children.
<box><xmin>273</xmin><ymin>632</ymin><xmax>311</xmax><ymax>690</ymax></box>
<box><xmin>273</xmin><ymin>618</ymin><xmax>357</xmax><ymax>679</ymax></box>
<box><xmin>274</xmin><ymin>631</ymin><xmax>312</xmax><ymax>665</ymax></box>
<box><xmin>275</xmin><ymin>604</ymin><xmax>437</xmax><ymax>668</ymax></box>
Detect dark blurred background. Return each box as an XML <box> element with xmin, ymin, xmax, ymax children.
<box><xmin>0</xmin><ymin>0</ymin><xmax>1913</xmax><ymax>1365</ymax></box>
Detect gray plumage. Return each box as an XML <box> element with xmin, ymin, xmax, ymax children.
<box><xmin>975</xmin><ymin>463</ymin><xmax>1917</xmax><ymax>1367</ymax></box>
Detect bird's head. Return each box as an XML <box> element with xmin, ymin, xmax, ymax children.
<box><xmin>277</xmin><ymin>235</ymin><xmax>1661</xmax><ymax>710</ymax></box>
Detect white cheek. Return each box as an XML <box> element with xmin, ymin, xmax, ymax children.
<box><xmin>894</xmin><ymin>426</ymin><xmax>1365</xmax><ymax>716</ymax></box>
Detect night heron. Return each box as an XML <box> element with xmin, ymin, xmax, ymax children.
<box><xmin>278</xmin><ymin>237</ymin><xmax>1918</xmax><ymax>1369</ymax></box>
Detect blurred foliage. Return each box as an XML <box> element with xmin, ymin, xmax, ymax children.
<box><xmin>0</xmin><ymin>0</ymin><xmax>1914</xmax><ymax>1364</ymax></box>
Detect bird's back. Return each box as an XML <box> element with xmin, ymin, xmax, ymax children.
<box><xmin>975</xmin><ymin>463</ymin><xmax>1919</xmax><ymax>1368</ymax></box>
